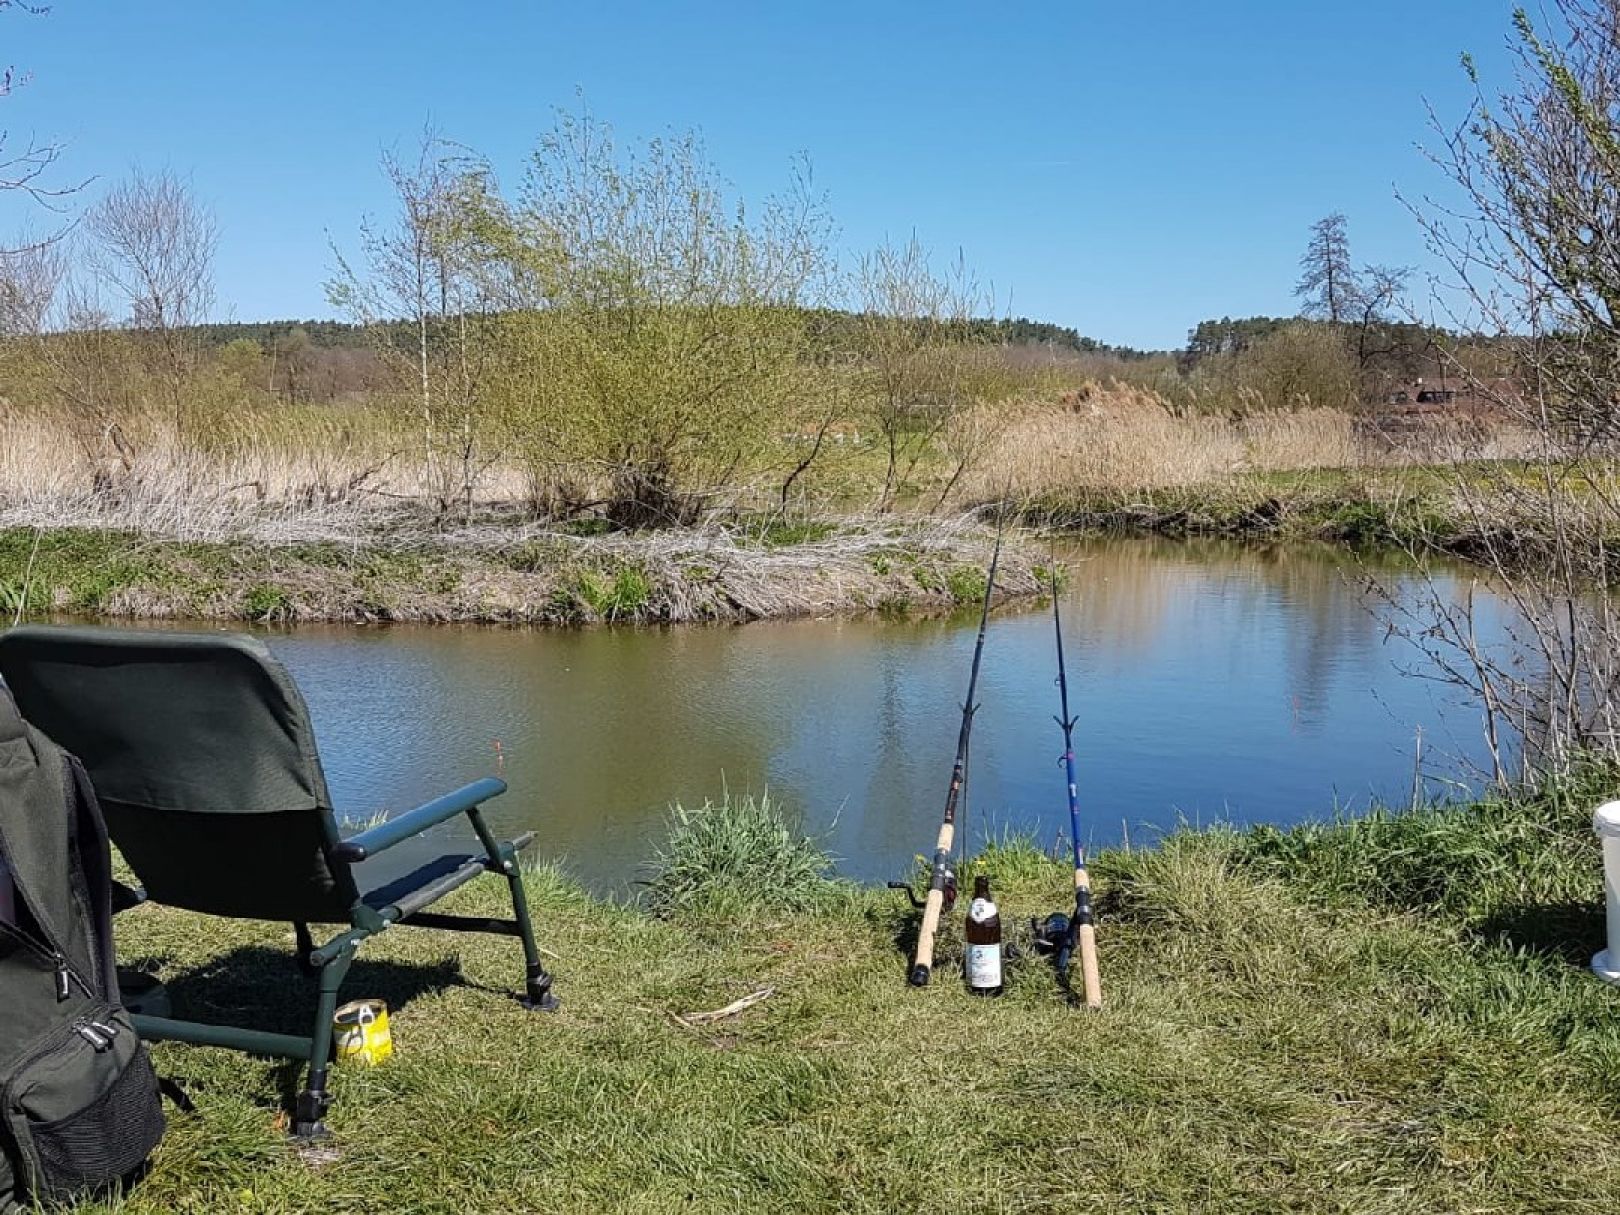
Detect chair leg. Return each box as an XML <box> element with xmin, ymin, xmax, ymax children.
<box><xmin>505</xmin><ymin>869</ymin><xmax>559</xmax><ymax>1012</ymax></box>
<box><xmin>294</xmin><ymin>947</ymin><xmax>353</xmax><ymax>1139</ymax></box>
<box><xmin>293</xmin><ymin>923</ymin><xmax>319</xmax><ymax>977</ymax></box>
<box><xmin>466</xmin><ymin>806</ymin><xmax>560</xmax><ymax>1011</ymax></box>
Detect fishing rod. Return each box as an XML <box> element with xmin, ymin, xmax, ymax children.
<box><xmin>1036</xmin><ymin>563</ymin><xmax>1102</xmax><ymax>1009</ymax></box>
<box><xmin>888</xmin><ymin>518</ymin><xmax>1005</xmax><ymax>986</ymax></box>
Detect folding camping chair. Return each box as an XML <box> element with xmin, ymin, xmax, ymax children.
<box><xmin>0</xmin><ymin>625</ymin><xmax>559</xmax><ymax>1138</ymax></box>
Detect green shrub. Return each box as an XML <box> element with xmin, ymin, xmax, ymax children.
<box><xmin>241</xmin><ymin>583</ymin><xmax>293</xmax><ymax>622</ymax></box>
<box><xmin>945</xmin><ymin>564</ymin><xmax>987</xmax><ymax>603</ymax></box>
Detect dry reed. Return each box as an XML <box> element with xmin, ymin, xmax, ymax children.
<box><xmin>963</xmin><ymin>380</ymin><xmax>1538</xmax><ymax>501</ymax></box>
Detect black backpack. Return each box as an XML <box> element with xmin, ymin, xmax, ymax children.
<box><xmin>0</xmin><ymin>688</ymin><xmax>166</xmax><ymax>1211</ymax></box>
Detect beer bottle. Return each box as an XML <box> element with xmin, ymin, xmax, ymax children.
<box><xmin>964</xmin><ymin>875</ymin><xmax>1003</xmax><ymax>996</ymax></box>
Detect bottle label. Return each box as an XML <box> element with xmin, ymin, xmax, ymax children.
<box><xmin>966</xmin><ymin>942</ymin><xmax>1002</xmax><ymax>989</ymax></box>
<box><xmin>968</xmin><ymin>898</ymin><xmax>996</xmax><ymax>922</ymax></box>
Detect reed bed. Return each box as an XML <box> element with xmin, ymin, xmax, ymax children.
<box><xmin>0</xmin><ymin>378</ymin><xmax>1541</xmax><ymax>541</ymax></box>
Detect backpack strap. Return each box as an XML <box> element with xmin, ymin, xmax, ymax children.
<box><xmin>0</xmin><ymin>684</ymin><xmax>32</xmax><ymax>751</ymax></box>
<box><xmin>157</xmin><ymin>1075</ymin><xmax>197</xmax><ymax>1116</ymax></box>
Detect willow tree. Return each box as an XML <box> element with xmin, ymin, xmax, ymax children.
<box><xmin>483</xmin><ymin>110</ymin><xmax>834</xmax><ymax>527</ymax></box>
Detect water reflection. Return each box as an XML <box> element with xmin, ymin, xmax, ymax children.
<box><xmin>255</xmin><ymin>536</ymin><xmax>1504</xmax><ymax>892</ymax></box>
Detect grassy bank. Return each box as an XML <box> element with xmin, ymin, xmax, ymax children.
<box><xmin>88</xmin><ymin>780</ymin><xmax>1620</xmax><ymax>1213</ymax></box>
<box><xmin>1017</xmin><ymin>467</ymin><xmax>1504</xmax><ymax>556</ymax></box>
<box><xmin>0</xmin><ymin>516</ymin><xmax>1041</xmax><ymax>625</ymax></box>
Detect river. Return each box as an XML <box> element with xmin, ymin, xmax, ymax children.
<box><xmin>228</xmin><ymin>535</ymin><xmax>1511</xmax><ymax>894</ymax></box>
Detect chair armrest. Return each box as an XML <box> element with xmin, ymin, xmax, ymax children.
<box><xmin>333</xmin><ymin>778</ymin><xmax>507</xmax><ymax>862</ymax></box>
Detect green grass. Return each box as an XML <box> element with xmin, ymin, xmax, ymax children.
<box><xmin>0</xmin><ymin>527</ymin><xmax>181</xmax><ymax>613</ymax></box>
<box><xmin>77</xmin><ymin>775</ymin><xmax>1620</xmax><ymax>1213</ymax></box>
<box><xmin>240</xmin><ymin>583</ymin><xmax>293</xmax><ymax>622</ymax></box>
<box><xmin>1020</xmin><ymin>470</ymin><xmax>1463</xmax><ymax>553</ymax></box>
<box><xmin>643</xmin><ymin>791</ymin><xmax>846</xmax><ymax>920</ymax></box>
<box><xmin>566</xmin><ymin>566</ymin><xmax>652</xmax><ymax>621</ymax></box>
<box><xmin>945</xmin><ymin>563</ymin><xmax>988</xmax><ymax>603</ymax></box>
<box><xmin>734</xmin><ymin>513</ymin><xmax>838</xmax><ymax>549</ymax></box>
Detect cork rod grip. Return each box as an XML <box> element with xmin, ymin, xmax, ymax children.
<box><xmin>1074</xmin><ymin>866</ymin><xmax>1102</xmax><ymax>1010</ymax></box>
<box><xmin>909</xmin><ymin>887</ymin><xmax>945</xmax><ymax>986</ymax></box>
<box><xmin>908</xmin><ymin>821</ymin><xmax>956</xmax><ymax>986</ymax></box>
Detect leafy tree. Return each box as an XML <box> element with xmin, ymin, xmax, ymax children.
<box><xmin>1235</xmin><ymin>323</ymin><xmax>1359</xmax><ymax>411</ymax></box>
<box><xmin>855</xmin><ymin>237</ymin><xmax>999</xmax><ymax>509</ymax></box>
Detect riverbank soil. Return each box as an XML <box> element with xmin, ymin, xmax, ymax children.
<box><xmin>0</xmin><ymin>516</ymin><xmax>1042</xmax><ymax>625</ymax></box>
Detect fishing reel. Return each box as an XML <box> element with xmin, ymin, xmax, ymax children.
<box><xmin>1031</xmin><ymin>912</ymin><xmax>1076</xmax><ymax>976</ymax></box>
<box><xmin>1031</xmin><ymin>913</ymin><xmax>1071</xmax><ymax>954</ymax></box>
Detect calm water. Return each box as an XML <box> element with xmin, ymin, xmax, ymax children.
<box><xmin>233</xmin><ymin>535</ymin><xmax>1508</xmax><ymax>894</ymax></box>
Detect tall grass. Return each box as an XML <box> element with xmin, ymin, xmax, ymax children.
<box><xmin>1229</xmin><ymin>763</ymin><xmax>1611</xmax><ymax>934</ymax></box>
<box><xmin>967</xmin><ymin>388</ymin><xmax>1363</xmax><ymax>498</ymax></box>
<box><xmin>0</xmin><ymin>357</ymin><xmax>1541</xmax><ymax>536</ymax></box>
<box><xmin>642</xmin><ymin>791</ymin><xmax>845</xmax><ymax>919</ymax></box>
<box><xmin>962</xmin><ymin>380</ymin><xmax>1543</xmax><ymax>506</ymax></box>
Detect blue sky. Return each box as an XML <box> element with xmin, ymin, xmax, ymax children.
<box><xmin>0</xmin><ymin>1</ymin><xmax>1524</xmax><ymax>349</ymax></box>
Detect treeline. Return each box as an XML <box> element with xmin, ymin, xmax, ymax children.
<box><xmin>190</xmin><ymin>312</ymin><xmax>1154</xmax><ymax>363</ymax></box>
<box><xmin>1149</xmin><ymin>213</ymin><xmax>1520</xmax><ymax>416</ymax></box>
<box><xmin>189</xmin><ymin>319</ymin><xmax>368</xmax><ymax>349</ymax></box>
<box><xmin>1183</xmin><ymin>315</ymin><xmax>1454</xmax><ymax>386</ymax></box>
<box><xmin>124</xmin><ymin>309</ymin><xmax>1159</xmax><ymax>419</ymax></box>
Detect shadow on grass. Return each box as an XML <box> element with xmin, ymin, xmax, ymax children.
<box><xmin>145</xmin><ymin>944</ymin><xmax>480</xmax><ymax>1037</ymax></box>
<box><xmin>1474</xmin><ymin>901</ymin><xmax>1607</xmax><ymax>967</ymax></box>
<box><xmin>120</xmin><ymin>943</ymin><xmax>499</xmax><ymax>1122</ymax></box>
<box><xmin>875</xmin><ymin>895</ymin><xmax>922</xmax><ymax>980</ymax></box>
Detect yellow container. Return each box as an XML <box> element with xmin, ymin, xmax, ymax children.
<box><xmin>332</xmin><ymin>999</ymin><xmax>393</xmax><ymax>1066</ymax></box>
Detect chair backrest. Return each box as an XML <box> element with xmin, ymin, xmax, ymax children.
<box><xmin>0</xmin><ymin>626</ymin><xmax>360</xmax><ymax>923</ymax></box>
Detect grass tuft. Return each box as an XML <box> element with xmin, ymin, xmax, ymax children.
<box><xmin>643</xmin><ymin>791</ymin><xmax>844</xmax><ymax>920</ymax></box>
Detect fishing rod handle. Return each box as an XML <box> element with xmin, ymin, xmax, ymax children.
<box><xmin>909</xmin><ymin>823</ymin><xmax>956</xmax><ymax>986</ymax></box>
<box><xmin>1074</xmin><ymin>868</ymin><xmax>1102</xmax><ymax>1010</ymax></box>
<box><xmin>909</xmin><ymin>886</ymin><xmax>945</xmax><ymax>986</ymax></box>
<box><xmin>1076</xmin><ymin>922</ymin><xmax>1102</xmax><ymax>1010</ymax></box>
